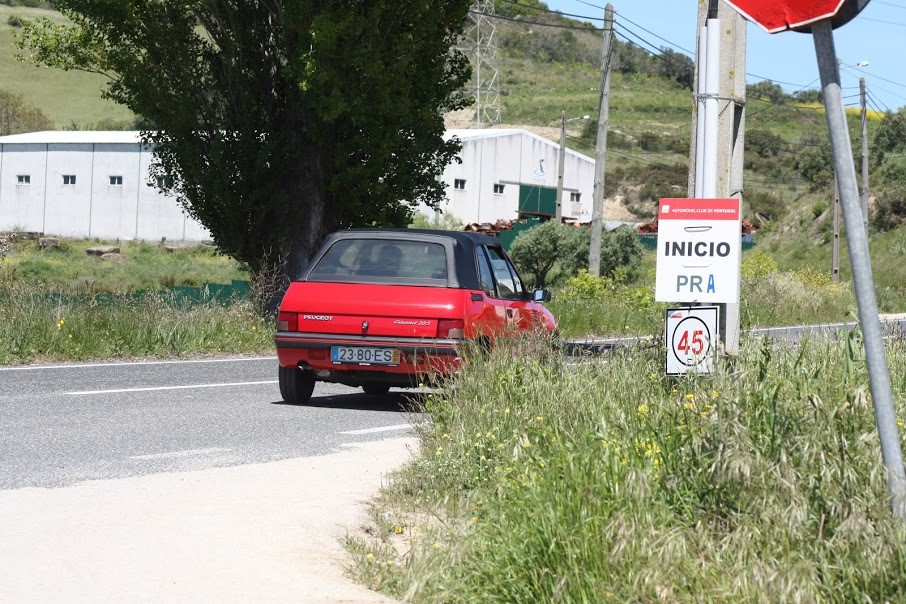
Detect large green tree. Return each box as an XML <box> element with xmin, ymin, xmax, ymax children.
<box><xmin>18</xmin><ymin>1</ymin><xmax>471</xmax><ymax>306</ymax></box>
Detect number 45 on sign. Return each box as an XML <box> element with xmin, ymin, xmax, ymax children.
<box><xmin>665</xmin><ymin>306</ymin><xmax>720</xmax><ymax>375</ymax></box>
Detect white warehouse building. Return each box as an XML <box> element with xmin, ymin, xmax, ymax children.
<box><xmin>0</xmin><ymin>128</ymin><xmax>594</xmax><ymax>240</ymax></box>
<box><xmin>0</xmin><ymin>131</ymin><xmax>208</xmax><ymax>241</ymax></box>
<box><xmin>424</xmin><ymin>128</ymin><xmax>596</xmax><ymax>225</ymax></box>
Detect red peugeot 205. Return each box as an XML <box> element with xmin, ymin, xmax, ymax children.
<box><xmin>275</xmin><ymin>229</ymin><xmax>556</xmax><ymax>404</ymax></box>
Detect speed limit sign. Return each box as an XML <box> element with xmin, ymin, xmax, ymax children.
<box><xmin>665</xmin><ymin>306</ymin><xmax>720</xmax><ymax>375</ymax></box>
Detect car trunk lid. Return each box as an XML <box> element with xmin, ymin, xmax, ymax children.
<box><xmin>282</xmin><ymin>282</ymin><xmax>461</xmax><ymax>338</ymax></box>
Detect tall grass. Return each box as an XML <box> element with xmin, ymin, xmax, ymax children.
<box><xmin>0</xmin><ymin>275</ymin><xmax>271</xmax><ymax>363</ymax></box>
<box><xmin>352</xmin><ymin>334</ymin><xmax>906</xmax><ymax>601</ymax></box>
<box><xmin>548</xmin><ymin>252</ymin><xmax>872</xmax><ymax>340</ymax></box>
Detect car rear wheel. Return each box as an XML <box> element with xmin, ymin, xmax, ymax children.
<box><xmin>362</xmin><ymin>384</ymin><xmax>391</xmax><ymax>396</ymax></box>
<box><xmin>279</xmin><ymin>365</ymin><xmax>316</xmax><ymax>404</ymax></box>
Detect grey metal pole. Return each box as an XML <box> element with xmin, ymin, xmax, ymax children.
<box><xmin>556</xmin><ymin>110</ymin><xmax>566</xmax><ymax>224</ymax></box>
<box><xmin>860</xmin><ymin>77</ymin><xmax>870</xmax><ymax>231</ymax></box>
<box><xmin>588</xmin><ymin>3</ymin><xmax>614</xmax><ymax>276</ymax></box>
<box><xmin>813</xmin><ymin>20</ymin><xmax>906</xmax><ymax>520</ymax></box>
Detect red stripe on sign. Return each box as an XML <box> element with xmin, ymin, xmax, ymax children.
<box><xmin>658</xmin><ymin>198</ymin><xmax>740</xmax><ymax>221</ymax></box>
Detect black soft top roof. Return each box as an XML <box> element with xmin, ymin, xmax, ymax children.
<box><xmin>335</xmin><ymin>228</ymin><xmax>500</xmax><ymax>247</ymax></box>
<box><xmin>302</xmin><ymin>228</ymin><xmax>506</xmax><ymax>289</ymax></box>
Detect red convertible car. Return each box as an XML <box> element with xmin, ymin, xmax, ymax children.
<box><xmin>275</xmin><ymin>229</ymin><xmax>556</xmax><ymax>404</ymax></box>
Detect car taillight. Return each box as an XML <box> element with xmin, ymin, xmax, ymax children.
<box><xmin>277</xmin><ymin>312</ymin><xmax>298</xmax><ymax>332</ymax></box>
<box><xmin>437</xmin><ymin>319</ymin><xmax>465</xmax><ymax>339</ymax></box>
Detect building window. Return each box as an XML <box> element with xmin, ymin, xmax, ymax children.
<box><xmin>16</xmin><ymin>175</ymin><xmax>30</xmax><ymax>185</ymax></box>
<box><xmin>63</xmin><ymin>175</ymin><xmax>77</xmax><ymax>185</ymax></box>
<box><xmin>493</xmin><ymin>184</ymin><xmax>505</xmax><ymax>195</ymax></box>
<box><xmin>109</xmin><ymin>175</ymin><xmax>123</xmax><ymax>186</ymax></box>
<box><xmin>454</xmin><ymin>178</ymin><xmax>466</xmax><ymax>190</ymax></box>
<box><xmin>155</xmin><ymin>175</ymin><xmax>173</xmax><ymax>189</ymax></box>
<box><xmin>570</xmin><ymin>191</ymin><xmax>581</xmax><ymax>202</ymax></box>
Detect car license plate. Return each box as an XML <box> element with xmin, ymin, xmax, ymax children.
<box><xmin>331</xmin><ymin>346</ymin><xmax>401</xmax><ymax>365</ymax></box>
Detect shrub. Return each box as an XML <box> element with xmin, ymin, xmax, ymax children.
<box><xmin>745</xmin><ymin>190</ymin><xmax>786</xmax><ymax>222</ymax></box>
<box><xmin>510</xmin><ymin>223</ymin><xmax>643</xmax><ymax>289</ymax></box>
<box><xmin>872</xmin><ymin>184</ymin><xmax>906</xmax><ymax>232</ymax></box>
<box><xmin>509</xmin><ymin>220</ymin><xmax>564</xmax><ymax>288</ymax></box>
<box><xmin>746</xmin><ymin>129</ymin><xmax>786</xmax><ymax>158</ymax></box>
<box><xmin>741</xmin><ymin>250</ymin><xmax>779</xmax><ymax>280</ymax></box>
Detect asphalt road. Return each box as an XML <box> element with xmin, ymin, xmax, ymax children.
<box><xmin>0</xmin><ymin>356</ymin><xmax>424</xmax><ymax>490</ymax></box>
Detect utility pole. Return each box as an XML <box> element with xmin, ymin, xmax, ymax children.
<box><xmin>556</xmin><ymin>110</ymin><xmax>566</xmax><ymax>223</ymax></box>
<box><xmin>689</xmin><ymin>0</ymin><xmax>746</xmax><ymax>355</ymax></box>
<box><xmin>589</xmin><ymin>3</ymin><xmax>614</xmax><ymax>276</ymax></box>
<box><xmin>832</xmin><ymin>178</ymin><xmax>840</xmax><ymax>283</ymax></box>
<box><xmin>860</xmin><ymin>77</ymin><xmax>869</xmax><ymax>230</ymax></box>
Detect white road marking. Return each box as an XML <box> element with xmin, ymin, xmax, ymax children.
<box><xmin>65</xmin><ymin>380</ymin><xmax>278</xmax><ymax>395</ymax></box>
<box><xmin>129</xmin><ymin>447</ymin><xmax>233</xmax><ymax>460</ymax></box>
<box><xmin>0</xmin><ymin>356</ymin><xmax>276</xmax><ymax>372</ymax></box>
<box><xmin>340</xmin><ymin>424</ymin><xmax>412</xmax><ymax>435</ymax></box>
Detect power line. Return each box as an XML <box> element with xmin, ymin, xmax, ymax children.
<box><xmin>573</xmin><ymin>0</ymin><xmax>606</xmax><ymax>10</ymax></box>
<box><xmin>613</xmin><ymin>11</ymin><xmax>694</xmax><ymax>56</ymax></box>
<box><xmin>613</xmin><ymin>25</ymin><xmax>693</xmax><ymax>73</ymax></box>
<box><xmin>867</xmin><ymin>82</ymin><xmax>906</xmax><ymax>105</ymax></box>
<box><xmin>844</xmin><ymin>64</ymin><xmax>906</xmax><ymax>90</ymax></box>
<box><xmin>866</xmin><ymin>90</ymin><xmax>891</xmax><ymax>114</ymax></box>
<box><xmin>859</xmin><ymin>16</ymin><xmax>906</xmax><ymax>27</ymax></box>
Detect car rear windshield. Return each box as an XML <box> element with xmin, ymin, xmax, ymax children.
<box><xmin>308</xmin><ymin>238</ymin><xmax>449</xmax><ymax>284</ymax></box>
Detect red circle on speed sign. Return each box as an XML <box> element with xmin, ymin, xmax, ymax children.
<box><xmin>722</xmin><ymin>0</ymin><xmax>871</xmax><ymax>34</ymax></box>
<box><xmin>670</xmin><ymin>316</ymin><xmax>713</xmax><ymax>367</ymax></box>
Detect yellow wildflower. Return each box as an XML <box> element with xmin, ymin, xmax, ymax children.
<box><xmin>637</xmin><ymin>404</ymin><xmax>649</xmax><ymax>416</ymax></box>
<box><xmin>684</xmin><ymin>401</ymin><xmax>695</xmax><ymax>410</ymax></box>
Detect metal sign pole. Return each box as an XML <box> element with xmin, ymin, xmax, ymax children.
<box><xmin>813</xmin><ymin>19</ymin><xmax>906</xmax><ymax>519</ymax></box>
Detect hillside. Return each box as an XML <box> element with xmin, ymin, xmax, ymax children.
<box><xmin>1</xmin><ymin>2</ymin><xmax>903</xmax><ymax>303</ymax></box>
<box><xmin>0</xmin><ymin>4</ymin><xmax>132</xmax><ymax>127</ymax></box>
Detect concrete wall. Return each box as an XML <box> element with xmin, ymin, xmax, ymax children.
<box><xmin>421</xmin><ymin>131</ymin><xmax>595</xmax><ymax>224</ymax></box>
<box><xmin>0</xmin><ymin>142</ymin><xmax>209</xmax><ymax>241</ymax></box>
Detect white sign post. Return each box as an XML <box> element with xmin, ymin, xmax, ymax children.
<box><xmin>665</xmin><ymin>306</ymin><xmax>720</xmax><ymax>375</ymax></box>
<box><xmin>655</xmin><ymin>198</ymin><xmax>742</xmax><ymax>304</ymax></box>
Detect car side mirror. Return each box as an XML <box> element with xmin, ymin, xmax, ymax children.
<box><xmin>532</xmin><ymin>289</ymin><xmax>551</xmax><ymax>303</ymax></box>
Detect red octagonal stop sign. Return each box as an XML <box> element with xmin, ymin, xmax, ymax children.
<box><xmin>722</xmin><ymin>0</ymin><xmax>871</xmax><ymax>34</ymax></box>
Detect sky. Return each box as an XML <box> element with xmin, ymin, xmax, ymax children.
<box><xmin>544</xmin><ymin>0</ymin><xmax>906</xmax><ymax>113</ymax></box>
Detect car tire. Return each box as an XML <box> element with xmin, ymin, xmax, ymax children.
<box><xmin>362</xmin><ymin>384</ymin><xmax>391</xmax><ymax>396</ymax></box>
<box><xmin>279</xmin><ymin>365</ymin><xmax>316</xmax><ymax>404</ymax></box>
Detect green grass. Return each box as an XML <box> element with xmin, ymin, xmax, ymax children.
<box><xmin>349</xmin><ymin>334</ymin><xmax>906</xmax><ymax>602</ymax></box>
<box><xmin>0</xmin><ymin>236</ymin><xmax>264</xmax><ymax>364</ymax></box>
<box><xmin>0</xmin><ymin>272</ymin><xmax>271</xmax><ymax>364</ymax></box>
<box><xmin>0</xmin><ymin>5</ymin><xmax>133</xmax><ymax>127</ymax></box>
<box><xmin>2</xmin><ymin>237</ymin><xmax>248</xmax><ymax>293</ymax></box>
<box><xmin>545</xmin><ymin>247</ymin><xmax>896</xmax><ymax>339</ymax></box>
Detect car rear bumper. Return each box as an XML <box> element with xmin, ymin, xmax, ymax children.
<box><xmin>274</xmin><ymin>331</ymin><xmax>462</xmax><ymax>386</ymax></box>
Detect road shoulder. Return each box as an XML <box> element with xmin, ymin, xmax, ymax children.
<box><xmin>0</xmin><ymin>437</ymin><xmax>416</xmax><ymax>603</ymax></box>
